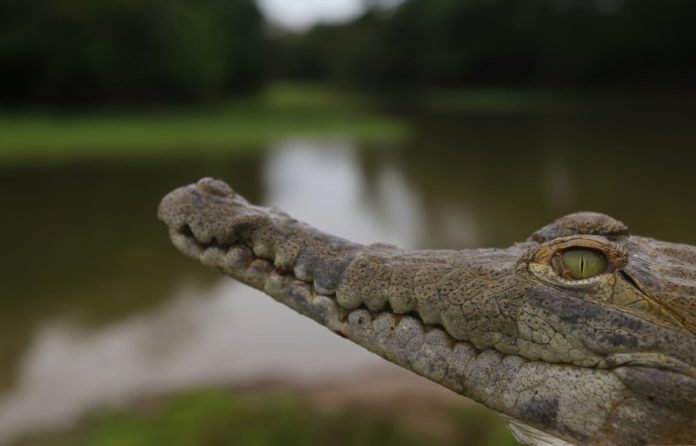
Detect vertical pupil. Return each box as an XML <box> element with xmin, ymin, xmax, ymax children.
<box><xmin>560</xmin><ymin>248</ymin><xmax>608</xmax><ymax>280</ymax></box>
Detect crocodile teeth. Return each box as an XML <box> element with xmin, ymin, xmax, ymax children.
<box><xmin>170</xmin><ymin>228</ymin><xmax>202</xmax><ymax>258</ymax></box>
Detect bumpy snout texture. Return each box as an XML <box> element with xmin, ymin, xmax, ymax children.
<box><xmin>160</xmin><ymin>178</ymin><xmax>696</xmax><ymax>446</ymax></box>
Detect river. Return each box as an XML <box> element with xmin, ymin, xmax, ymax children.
<box><xmin>1</xmin><ymin>106</ymin><xmax>695</xmax><ymax>443</ymax></box>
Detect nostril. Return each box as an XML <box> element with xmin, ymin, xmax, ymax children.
<box><xmin>180</xmin><ymin>224</ymin><xmax>194</xmax><ymax>238</ymax></box>
<box><xmin>197</xmin><ymin>177</ymin><xmax>234</xmax><ymax>197</ymax></box>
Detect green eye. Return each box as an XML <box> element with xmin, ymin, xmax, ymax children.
<box><xmin>560</xmin><ymin>249</ymin><xmax>608</xmax><ymax>280</ymax></box>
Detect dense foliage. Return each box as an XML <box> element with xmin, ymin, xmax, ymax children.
<box><xmin>0</xmin><ymin>0</ymin><xmax>267</xmax><ymax>104</ymax></box>
<box><xmin>1</xmin><ymin>0</ymin><xmax>695</xmax><ymax>105</ymax></box>
<box><xmin>274</xmin><ymin>0</ymin><xmax>696</xmax><ymax>89</ymax></box>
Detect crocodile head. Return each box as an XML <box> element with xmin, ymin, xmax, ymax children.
<box><xmin>159</xmin><ymin>178</ymin><xmax>696</xmax><ymax>446</ymax></box>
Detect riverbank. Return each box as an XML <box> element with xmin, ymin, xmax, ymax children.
<box><xmin>10</xmin><ymin>374</ymin><xmax>517</xmax><ymax>446</ymax></box>
<box><xmin>2</xmin><ymin>84</ymin><xmax>693</xmax><ymax>167</ymax></box>
<box><xmin>0</xmin><ymin>83</ymin><xmax>407</xmax><ymax>166</ymax></box>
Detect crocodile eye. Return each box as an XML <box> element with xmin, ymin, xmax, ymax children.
<box><xmin>555</xmin><ymin>248</ymin><xmax>608</xmax><ymax>280</ymax></box>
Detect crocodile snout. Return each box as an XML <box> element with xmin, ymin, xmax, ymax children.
<box><xmin>158</xmin><ymin>177</ymin><xmax>238</xmax><ymax>235</ymax></box>
<box><xmin>158</xmin><ymin>184</ymin><xmax>192</xmax><ymax>233</ymax></box>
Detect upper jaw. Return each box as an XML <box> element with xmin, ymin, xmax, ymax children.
<box><xmin>159</xmin><ymin>179</ymin><xmax>696</xmax><ymax>444</ymax></box>
<box><xmin>160</xmin><ymin>182</ymin><xmax>696</xmax><ymax>379</ymax></box>
<box><xmin>158</xmin><ymin>178</ymin><xmax>277</xmax><ymax>258</ymax></box>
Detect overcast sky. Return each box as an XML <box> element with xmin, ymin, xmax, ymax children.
<box><xmin>256</xmin><ymin>0</ymin><xmax>368</xmax><ymax>30</ymax></box>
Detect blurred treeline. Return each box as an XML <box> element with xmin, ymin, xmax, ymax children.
<box><xmin>0</xmin><ymin>0</ymin><xmax>267</xmax><ymax>104</ymax></box>
<box><xmin>2</xmin><ymin>0</ymin><xmax>695</xmax><ymax>105</ymax></box>
<box><xmin>277</xmin><ymin>0</ymin><xmax>696</xmax><ymax>89</ymax></box>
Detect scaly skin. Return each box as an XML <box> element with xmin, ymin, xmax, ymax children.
<box><xmin>158</xmin><ymin>178</ymin><xmax>696</xmax><ymax>446</ymax></box>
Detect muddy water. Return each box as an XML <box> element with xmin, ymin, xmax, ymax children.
<box><xmin>1</xmin><ymin>108</ymin><xmax>695</xmax><ymax>443</ymax></box>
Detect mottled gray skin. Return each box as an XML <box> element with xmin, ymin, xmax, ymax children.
<box><xmin>159</xmin><ymin>178</ymin><xmax>696</xmax><ymax>446</ymax></box>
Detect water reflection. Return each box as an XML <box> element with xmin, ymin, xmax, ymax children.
<box><xmin>2</xmin><ymin>105</ymin><xmax>696</xmax><ymax>444</ymax></box>
<box><xmin>0</xmin><ymin>280</ymin><xmax>404</xmax><ymax>444</ymax></box>
<box><xmin>264</xmin><ymin>140</ymin><xmax>420</xmax><ymax>247</ymax></box>
<box><xmin>0</xmin><ymin>157</ymin><xmax>264</xmax><ymax>393</ymax></box>
<box><xmin>0</xmin><ymin>140</ymin><xmax>422</xmax><ymax>444</ymax></box>
<box><xmin>384</xmin><ymin>111</ymin><xmax>696</xmax><ymax>248</ymax></box>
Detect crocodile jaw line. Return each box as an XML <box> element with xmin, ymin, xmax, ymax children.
<box><xmin>165</xmin><ymin>216</ymin><xmax>633</xmax><ymax>445</ymax></box>
<box><xmin>159</xmin><ymin>178</ymin><xmax>696</xmax><ymax>446</ymax></box>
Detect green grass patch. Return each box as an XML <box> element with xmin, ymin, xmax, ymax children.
<box><xmin>419</xmin><ymin>88</ymin><xmax>574</xmax><ymax>113</ymax></box>
<box><xmin>0</xmin><ymin>83</ymin><xmax>407</xmax><ymax>166</ymax></box>
<box><xmin>12</xmin><ymin>389</ymin><xmax>459</xmax><ymax>446</ymax></box>
<box><xmin>417</xmin><ymin>87</ymin><xmax>696</xmax><ymax>114</ymax></box>
<box><xmin>259</xmin><ymin>82</ymin><xmax>379</xmax><ymax>111</ymax></box>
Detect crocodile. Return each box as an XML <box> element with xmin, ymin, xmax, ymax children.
<box><xmin>158</xmin><ymin>177</ymin><xmax>696</xmax><ymax>446</ymax></box>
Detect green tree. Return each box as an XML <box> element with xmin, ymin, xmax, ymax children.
<box><xmin>272</xmin><ymin>0</ymin><xmax>696</xmax><ymax>89</ymax></box>
<box><xmin>0</xmin><ymin>0</ymin><xmax>269</xmax><ymax>104</ymax></box>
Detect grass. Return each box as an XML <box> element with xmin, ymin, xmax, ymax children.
<box><xmin>0</xmin><ymin>83</ymin><xmax>408</xmax><ymax>166</ymax></box>
<box><xmin>418</xmin><ymin>88</ymin><xmax>577</xmax><ymax>113</ymax></box>
<box><xmin>3</xmin><ymin>82</ymin><xmax>687</xmax><ymax>166</ymax></box>
<box><xmin>12</xmin><ymin>388</ymin><xmax>518</xmax><ymax>446</ymax></box>
<box><xmin>417</xmin><ymin>87</ymin><xmax>696</xmax><ymax>114</ymax></box>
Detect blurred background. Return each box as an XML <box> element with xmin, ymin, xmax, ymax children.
<box><xmin>2</xmin><ymin>0</ymin><xmax>696</xmax><ymax>445</ymax></box>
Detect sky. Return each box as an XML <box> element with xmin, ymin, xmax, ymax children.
<box><xmin>256</xmin><ymin>0</ymin><xmax>368</xmax><ymax>30</ymax></box>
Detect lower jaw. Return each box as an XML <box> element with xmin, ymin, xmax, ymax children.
<box><xmin>170</xmin><ymin>229</ymin><xmax>649</xmax><ymax>443</ymax></box>
<box><xmin>173</xmin><ymin>228</ymin><xmax>696</xmax><ymax>378</ymax></box>
<box><xmin>169</xmin><ymin>228</ymin><xmax>584</xmax><ymax>379</ymax></box>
